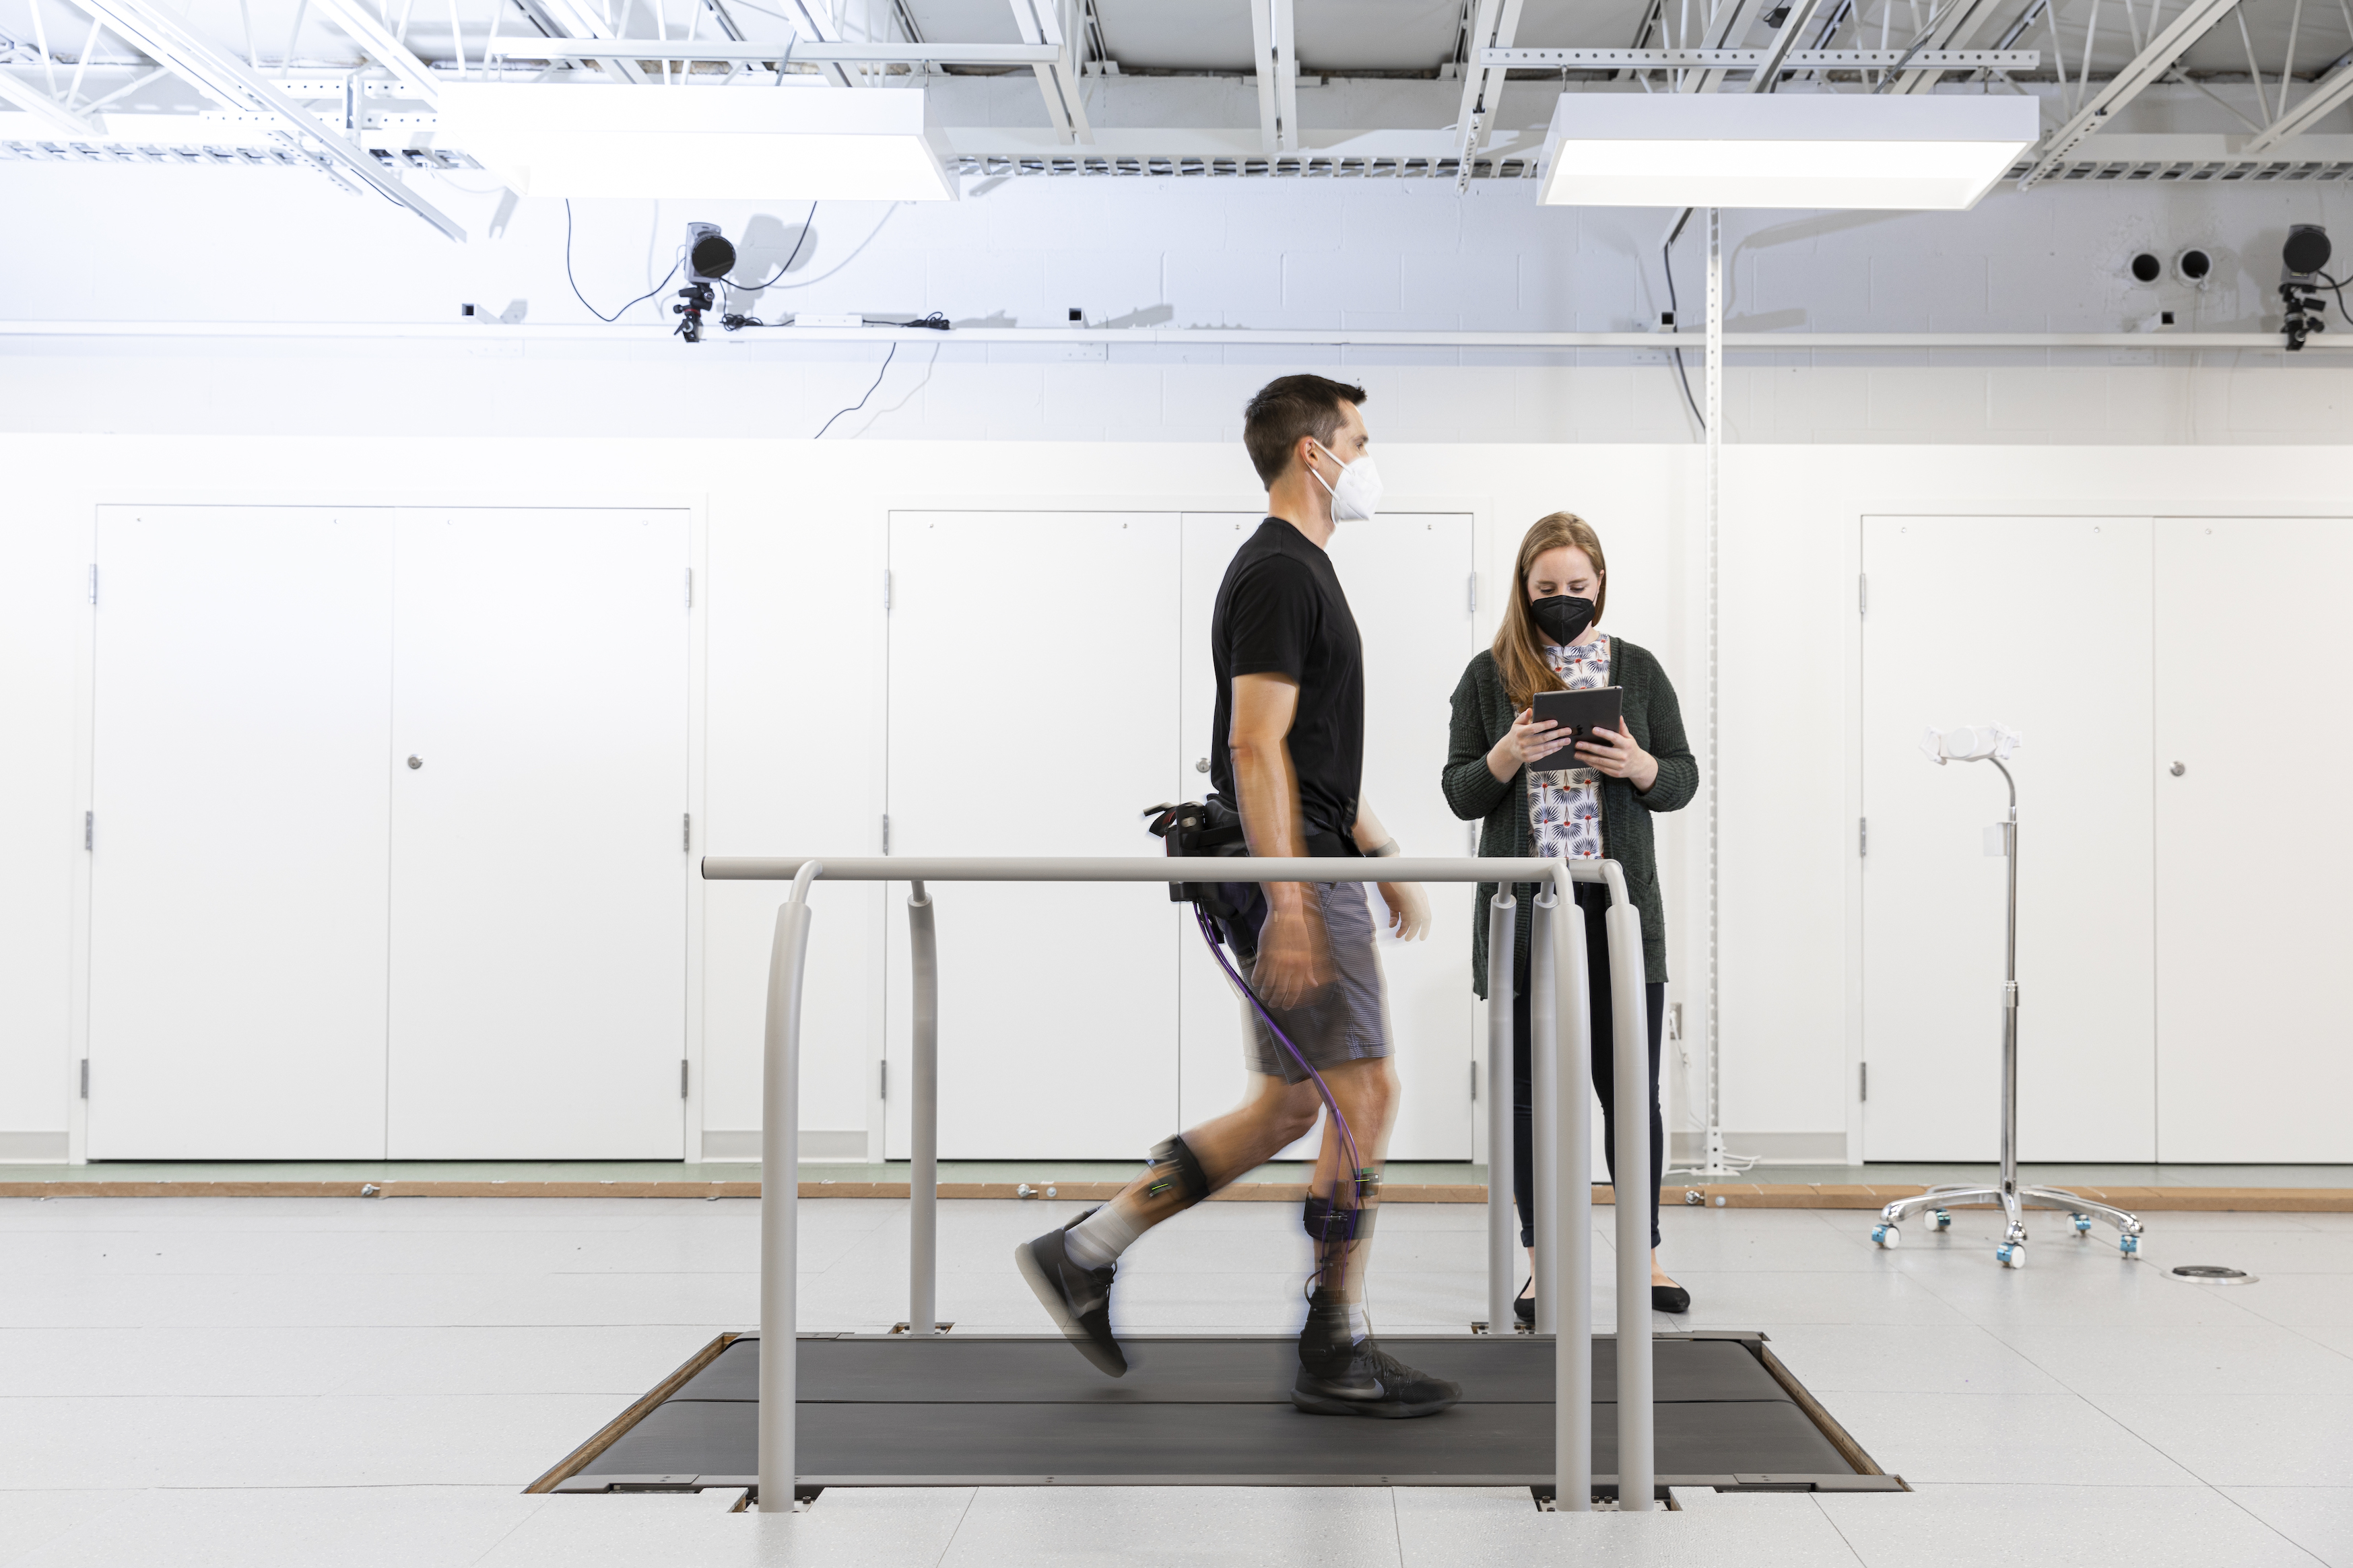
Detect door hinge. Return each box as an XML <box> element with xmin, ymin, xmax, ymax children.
<box><xmin>682</xmin><ymin>813</ymin><xmax>692</xmax><ymax>853</ymax></box>
<box><xmin>88</xmin><ymin>564</ymin><xmax>98</xmax><ymax>605</ymax></box>
<box><xmin>1860</xmin><ymin>1062</ymin><xmax>1868</xmax><ymax>1102</ymax></box>
<box><xmin>882</xmin><ymin>814</ymin><xmax>890</xmax><ymax>854</ymax></box>
<box><xmin>1858</xmin><ymin>817</ymin><xmax>1867</xmax><ymax>858</ymax></box>
<box><xmin>1857</xmin><ymin>572</ymin><xmax>1868</xmax><ymax>616</ymax></box>
<box><xmin>1467</xmin><ymin>573</ymin><xmax>1478</xmax><ymax>615</ymax></box>
<box><xmin>79</xmin><ymin>1059</ymin><xmax>89</xmax><ymax>1099</ymax></box>
<box><xmin>684</xmin><ymin>568</ymin><xmax>694</xmax><ymax>609</ymax></box>
<box><xmin>880</xmin><ymin>1060</ymin><xmax>888</xmax><ymax>1100</ymax></box>
<box><xmin>884</xmin><ymin>569</ymin><xmax>893</xmax><ymax>612</ymax></box>
<box><xmin>84</xmin><ymin>811</ymin><xmax>93</xmax><ymax>852</ymax></box>
<box><xmin>680</xmin><ymin>1059</ymin><xmax>690</xmax><ymax>1099</ymax></box>
<box><xmin>1469</xmin><ymin>1060</ymin><xmax>1478</xmax><ymax>1101</ymax></box>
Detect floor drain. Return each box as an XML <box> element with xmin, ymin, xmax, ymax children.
<box><xmin>2170</xmin><ymin>1264</ymin><xmax>2258</xmax><ymax>1285</ymax></box>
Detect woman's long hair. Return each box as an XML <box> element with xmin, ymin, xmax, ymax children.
<box><xmin>1491</xmin><ymin>512</ymin><xmax>1609</xmax><ymax>711</ymax></box>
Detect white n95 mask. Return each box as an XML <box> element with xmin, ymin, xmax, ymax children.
<box><xmin>1310</xmin><ymin>441</ymin><xmax>1384</xmax><ymax>523</ymax></box>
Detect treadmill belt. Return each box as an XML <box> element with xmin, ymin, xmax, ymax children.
<box><xmin>556</xmin><ymin>1332</ymin><xmax>1898</xmax><ymax>1497</ymax></box>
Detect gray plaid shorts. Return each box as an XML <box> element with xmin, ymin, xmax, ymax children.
<box><xmin>1236</xmin><ymin>879</ymin><xmax>1392</xmax><ymax>1083</ymax></box>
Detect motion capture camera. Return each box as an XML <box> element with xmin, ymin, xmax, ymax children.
<box><xmin>673</xmin><ymin>221</ymin><xmax>736</xmax><ymax>344</ymax></box>
<box><xmin>2280</xmin><ymin>224</ymin><xmax>2331</xmax><ymax>352</ymax></box>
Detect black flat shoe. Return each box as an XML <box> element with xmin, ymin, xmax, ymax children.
<box><xmin>1651</xmin><ymin>1283</ymin><xmax>1691</xmax><ymax>1315</ymax></box>
<box><xmin>1513</xmin><ymin>1281</ymin><xmax>1534</xmax><ymax>1326</ymax></box>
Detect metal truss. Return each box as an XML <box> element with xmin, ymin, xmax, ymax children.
<box><xmin>1009</xmin><ymin>0</ymin><xmax>1090</xmax><ymax>146</ymax></box>
<box><xmin>2018</xmin><ymin>0</ymin><xmax>2245</xmax><ymax>188</ymax></box>
<box><xmin>1248</xmin><ymin>0</ymin><xmax>1298</xmax><ymax>154</ymax></box>
<box><xmin>1477</xmin><ymin>45</ymin><xmax>2042</xmax><ymax>71</ymax></box>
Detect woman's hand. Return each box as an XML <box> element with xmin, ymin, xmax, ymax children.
<box><xmin>1575</xmin><ymin>722</ymin><xmax>1659</xmax><ymax>793</ymax></box>
<box><xmin>1486</xmin><ymin>707</ymin><xmax>1578</xmax><ymax>782</ymax></box>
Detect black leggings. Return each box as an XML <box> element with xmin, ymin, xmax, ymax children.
<box><xmin>1509</xmin><ymin>881</ymin><xmax>1666</xmax><ymax>1253</ymax></box>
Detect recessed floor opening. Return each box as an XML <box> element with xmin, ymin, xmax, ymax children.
<box><xmin>537</xmin><ymin>1331</ymin><xmax>1902</xmax><ymax>1505</ymax></box>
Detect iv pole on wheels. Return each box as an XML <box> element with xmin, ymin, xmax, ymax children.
<box><xmin>1869</xmin><ymin>725</ymin><xmax>2144</xmax><ymax>1270</ymax></box>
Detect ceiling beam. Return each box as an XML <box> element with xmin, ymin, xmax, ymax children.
<box><xmin>1452</xmin><ymin>0</ymin><xmax>1524</xmax><ymax>180</ymax></box>
<box><xmin>2017</xmin><ymin>0</ymin><xmax>2242</xmax><ymax>188</ymax></box>
<box><xmin>1744</xmin><ymin>0</ymin><xmax>1824</xmax><ymax>90</ymax></box>
<box><xmin>1684</xmin><ymin>0</ymin><xmax>1776</xmax><ymax>90</ymax></box>
<box><xmin>1008</xmin><ymin>0</ymin><xmax>1092</xmax><ymax>145</ymax></box>
<box><xmin>513</xmin><ymin>0</ymin><xmax>655</xmax><ymax>83</ymax></box>
<box><xmin>305</xmin><ymin>0</ymin><xmax>441</xmax><ymax>102</ymax></box>
<box><xmin>0</xmin><ymin>69</ymin><xmax>100</xmax><ymax>134</ymax></box>
<box><xmin>485</xmin><ymin>40</ymin><xmax>1059</xmax><ymax>64</ymax></box>
<box><xmin>1884</xmin><ymin>0</ymin><xmax>2006</xmax><ymax>92</ymax></box>
<box><xmin>61</xmin><ymin>0</ymin><xmax>465</xmax><ymax>239</ymax></box>
<box><xmin>1480</xmin><ymin>46</ymin><xmax>2039</xmax><ymax>69</ymax></box>
<box><xmin>2246</xmin><ymin>53</ymin><xmax>2353</xmax><ymax>150</ymax></box>
<box><xmin>1247</xmin><ymin>0</ymin><xmax>1297</xmax><ymax>154</ymax></box>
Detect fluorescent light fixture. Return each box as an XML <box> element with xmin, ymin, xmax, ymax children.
<box><xmin>436</xmin><ymin>83</ymin><xmax>958</xmax><ymax>201</ymax></box>
<box><xmin>1538</xmin><ymin>93</ymin><xmax>2039</xmax><ymax>211</ymax></box>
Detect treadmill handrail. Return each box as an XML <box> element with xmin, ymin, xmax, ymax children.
<box><xmin>717</xmin><ymin>853</ymin><xmax>1652</xmax><ymax>1515</ymax></box>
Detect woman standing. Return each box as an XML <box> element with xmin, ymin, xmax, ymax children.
<box><xmin>1443</xmin><ymin>512</ymin><xmax>1696</xmax><ymax>1320</ymax></box>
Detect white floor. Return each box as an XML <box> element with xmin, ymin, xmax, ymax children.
<box><xmin>3</xmin><ymin>1194</ymin><xmax>2350</xmax><ymax>1567</ymax></box>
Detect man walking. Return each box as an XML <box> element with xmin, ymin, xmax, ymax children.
<box><xmin>1016</xmin><ymin>374</ymin><xmax>1458</xmax><ymax>1419</ymax></box>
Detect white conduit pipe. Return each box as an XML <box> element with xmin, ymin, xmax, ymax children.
<box><xmin>716</xmin><ymin>853</ymin><xmax>1649</xmax><ymax>1513</ymax></box>
<box><xmin>2</xmin><ymin>322</ymin><xmax>2347</xmax><ymax>351</ymax></box>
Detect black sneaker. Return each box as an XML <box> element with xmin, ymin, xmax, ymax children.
<box><xmin>1292</xmin><ymin>1312</ymin><xmax>1461</xmax><ymax>1419</ymax></box>
<box><xmin>1014</xmin><ymin>1211</ymin><xmax>1126</xmax><ymax>1377</ymax></box>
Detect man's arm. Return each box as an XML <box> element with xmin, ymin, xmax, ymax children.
<box><xmin>1350</xmin><ymin>800</ymin><xmax>1430</xmax><ymax>941</ymax></box>
<box><xmin>1229</xmin><ymin>671</ymin><xmax>1331</xmax><ymax>1007</ymax></box>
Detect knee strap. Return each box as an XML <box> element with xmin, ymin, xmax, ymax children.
<box><xmin>1144</xmin><ymin>1134</ymin><xmax>1211</xmax><ymax>1207</ymax></box>
<box><xmin>1302</xmin><ymin>1194</ymin><xmax>1377</xmax><ymax>1245</ymax></box>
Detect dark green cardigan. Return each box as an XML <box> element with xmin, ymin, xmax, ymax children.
<box><xmin>1443</xmin><ymin>638</ymin><xmax>1696</xmax><ymax>996</ymax></box>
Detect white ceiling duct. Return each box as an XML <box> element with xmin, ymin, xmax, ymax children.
<box><xmin>436</xmin><ymin>83</ymin><xmax>960</xmax><ymax>202</ymax></box>
<box><xmin>1537</xmin><ymin>92</ymin><xmax>2041</xmax><ymax>211</ymax></box>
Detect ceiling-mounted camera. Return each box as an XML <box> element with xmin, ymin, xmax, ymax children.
<box><xmin>2175</xmin><ymin>248</ymin><xmax>2212</xmax><ymax>288</ymax></box>
<box><xmin>673</xmin><ymin>220</ymin><xmax>736</xmax><ymax>343</ymax></box>
<box><xmin>2280</xmin><ymin>224</ymin><xmax>2333</xmax><ymax>351</ymax></box>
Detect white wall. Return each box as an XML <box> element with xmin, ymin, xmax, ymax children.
<box><xmin>4</xmin><ymin>433</ymin><xmax>2349</xmax><ymax>1165</ymax></box>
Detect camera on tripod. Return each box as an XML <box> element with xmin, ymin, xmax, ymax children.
<box><xmin>672</xmin><ymin>221</ymin><xmax>736</xmax><ymax>343</ymax></box>
<box><xmin>2280</xmin><ymin>224</ymin><xmax>2332</xmax><ymax>352</ymax></box>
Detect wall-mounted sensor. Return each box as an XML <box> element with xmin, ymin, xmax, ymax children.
<box><xmin>2129</xmin><ymin>252</ymin><xmax>2162</xmax><ymax>283</ymax></box>
<box><xmin>2284</xmin><ymin>223</ymin><xmax>2331</xmax><ymax>279</ymax></box>
<box><xmin>685</xmin><ymin>222</ymin><xmax>736</xmax><ymax>285</ymax></box>
<box><xmin>2175</xmin><ymin>248</ymin><xmax>2212</xmax><ymax>287</ymax></box>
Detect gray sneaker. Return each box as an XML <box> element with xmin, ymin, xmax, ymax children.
<box><xmin>1015</xmin><ymin>1211</ymin><xmax>1126</xmax><ymax>1377</ymax></box>
<box><xmin>1292</xmin><ymin>1305</ymin><xmax>1461</xmax><ymax>1419</ymax></box>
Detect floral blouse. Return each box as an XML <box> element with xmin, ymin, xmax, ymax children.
<box><xmin>1529</xmin><ymin>634</ymin><xmax>1609</xmax><ymax>860</ymax></box>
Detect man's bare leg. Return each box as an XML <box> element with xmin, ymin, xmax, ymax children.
<box><xmin>1301</xmin><ymin>1059</ymin><xmax>1396</xmax><ymax>1318</ymax></box>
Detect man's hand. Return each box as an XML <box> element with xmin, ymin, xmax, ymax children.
<box><xmin>1253</xmin><ymin>899</ymin><xmax>1334</xmax><ymax>1010</ymax></box>
<box><xmin>1376</xmin><ymin>881</ymin><xmax>1430</xmax><ymax>941</ymax></box>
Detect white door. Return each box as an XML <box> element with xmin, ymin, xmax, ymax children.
<box><xmin>885</xmin><ymin>512</ymin><xmax>1183</xmax><ymax>1159</ymax></box>
<box><xmin>1860</xmin><ymin>517</ymin><xmax>2156</xmax><ymax>1161</ymax></box>
<box><xmin>2155</xmin><ymin>518</ymin><xmax>2353</xmax><ymax>1161</ymax></box>
<box><xmin>1176</xmin><ymin>513</ymin><xmax>1478</xmax><ymax>1160</ymax></box>
<box><xmin>386</xmin><ymin>509</ymin><xmax>690</xmax><ymax>1159</ymax></box>
<box><xmin>88</xmin><ymin>507</ymin><xmax>395</xmax><ymax>1159</ymax></box>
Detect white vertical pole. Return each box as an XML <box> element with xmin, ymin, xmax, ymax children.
<box><xmin>907</xmin><ymin>881</ymin><xmax>938</xmax><ymax>1335</ymax></box>
<box><xmin>1530</xmin><ymin>892</ymin><xmax>1558</xmax><ymax>1335</ymax></box>
<box><xmin>1550</xmin><ymin>868</ymin><xmax>1593</xmax><ymax>1511</ymax></box>
<box><xmin>1696</xmin><ymin>203</ymin><xmax>1732</xmax><ymax>1178</ymax></box>
<box><xmin>1608</xmin><ymin>899</ymin><xmax>1654</xmax><ymax>1511</ymax></box>
<box><xmin>757</xmin><ymin>882</ymin><xmax>816</xmax><ymax>1511</ymax></box>
<box><xmin>1484</xmin><ymin>891</ymin><xmax>1517</xmax><ymax>1334</ymax></box>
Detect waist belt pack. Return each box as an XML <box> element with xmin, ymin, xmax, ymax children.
<box><xmin>1142</xmin><ymin>797</ymin><xmax>1353</xmax><ymax>964</ymax></box>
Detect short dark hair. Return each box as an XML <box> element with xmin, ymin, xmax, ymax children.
<box><xmin>1241</xmin><ymin>374</ymin><xmax>1370</xmax><ymax>485</ymax></box>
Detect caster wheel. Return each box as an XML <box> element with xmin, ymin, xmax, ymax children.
<box><xmin>1929</xmin><ymin>1208</ymin><xmax>1952</xmax><ymax>1230</ymax></box>
<box><xmin>1872</xmin><ymin>1223</ymin><xmax>1900</xmax><ymax>1249</ymax></box>
<box><xmin>2072</xmin><ymin>1213</ymin><xmax>2093</xmax><ymax>1235</ymax></box>
<box><xmin>1997</xmin><ymin>1241</ymin><xmax>2027</xmax><ymax>1269</ymax></box>
<box><xmin>2119</xmin><ymin>1234</ymin><xmax>2140</xmax><ymax>1258</ymax></box>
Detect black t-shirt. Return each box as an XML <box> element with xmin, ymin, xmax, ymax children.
<box><xmin>1209</xmin><ymin>517</ymin><xmax>1365</xmax><ymax>842</ymax></box>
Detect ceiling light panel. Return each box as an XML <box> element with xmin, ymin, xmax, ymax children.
<box><xmin>436</xmin><ymin>83</ymin><xmax>960</xmax><ymax>201</ymax></box>
<box><xmin>1539</xmin><ymin>92</ymin><xmax>2041</xmax><ymax>211</ymax></box>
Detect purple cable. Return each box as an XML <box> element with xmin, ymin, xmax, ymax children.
<box><xmin>1193</xmin><ymin>904</ymin><xmax>1364</xmax><ymax>1198</ymax></box>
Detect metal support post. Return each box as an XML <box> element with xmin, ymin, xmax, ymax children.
<box><xmin>907</xmin><ymin>881</ymin><xmax>939</xmax><ymax>1335</ymax></box>
<box><xmin>756</xmin><ymin>862</ymin><xmax>819</xmax><ymax>1512</ymax></box>
<box><xmin>1529</xmin><ymin>891</ymin><xmax>1558</xmax><ymax>1336</ymax></box>
<box><xmin>1606</xmin><ymin>897</ymin><xmax>1655</xmax><ymax>1510</ymax></box>
<box><xmin>1548</xmin><ymin>868</ymin><xmax>1593</xmax><ymax>1510</ymax></box>
<box><xmin>1484</xmin><ymin>890</ymin><xmax>1517</xmax><ymax>1335</ymax></box>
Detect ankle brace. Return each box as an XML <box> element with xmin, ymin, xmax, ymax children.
<box><xmin>1143</xmin><ymin>1134</ymin><xmax>1211</xmax><ymax>1208</ymax></box>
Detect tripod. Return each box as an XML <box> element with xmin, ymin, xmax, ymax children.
<box><xmin>1870</xmin><ymin>741</ymin><xmax>2144</xmax><ymax>1269</ymax></box>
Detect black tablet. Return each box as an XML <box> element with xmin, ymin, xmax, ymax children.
<box><xmin>1529</xmin><ymin>686</ymin><xmax>1623</xmax><ymax>768</ymax></box>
